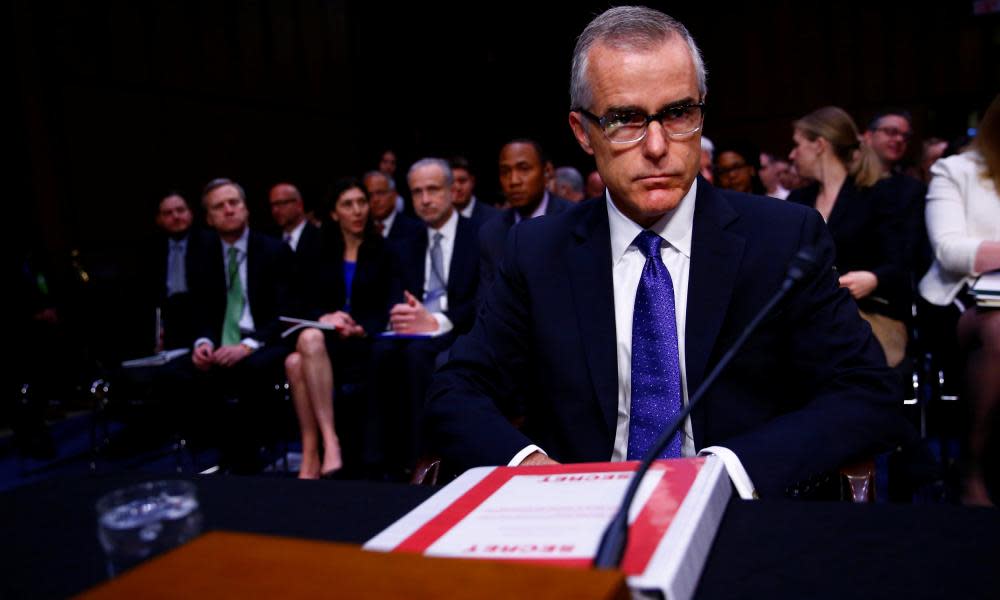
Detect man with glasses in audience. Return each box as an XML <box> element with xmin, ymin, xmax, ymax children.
<box><xmin>864</xmin><ymin>108</ymin><xmax>930</xmax><ymax>288</ymax></box>
<box><xmin>427</xmin><ymin>6</ymin><xmax>911</xmax><ymax>499</ymax></box>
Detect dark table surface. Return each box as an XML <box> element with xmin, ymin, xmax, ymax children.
<box><xmin>3</xmin><ymin>473</ymin><xmax>999</xmax><ymax>599</ymax></box>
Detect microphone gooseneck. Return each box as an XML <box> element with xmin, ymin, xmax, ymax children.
<box><xmin>592</xmin><ymin>247</ymin><xmax>818</xmax><ymax>569</ymax></box>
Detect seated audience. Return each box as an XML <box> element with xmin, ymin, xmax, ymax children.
<box><xmin>788</xmin><ymin>106</ymin><xmax>910</xmax><ymax>367</ymax></box>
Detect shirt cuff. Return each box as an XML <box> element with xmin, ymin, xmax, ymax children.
<box><xmin>430</xmin><ymin>313</ymin><xmax>454</xmax><ymax>336</ymax></box>
<box><xmin>240</xmin><ymin>337</ymin><xmax>262</xmax><ymax>350</ymax></box>
<box><xmin>508</xmin><ymin>445</ymin><xmax>546</xmax><ymax>466</ymax></box>
<box><xmin>698</xmin><ymin>446</ymin><xmax>758</xmax><ymax>500</ymax></box>
<box><xmin>194</xmin><ymin>338</ymin><xmax>214</xmax><ymax>352</ymax></box>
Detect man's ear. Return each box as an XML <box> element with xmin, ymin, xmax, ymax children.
<box><xmin>569</xmin><ymin>112</ymin><xmax>594</xmax><ymax>156</ymax></box>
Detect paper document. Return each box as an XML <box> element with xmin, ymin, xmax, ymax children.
<box><xmin>279</xmin><ymin>316</ymin><xmax>339</xmax><ymax>338</ymax></box>
<box><xmin>121</xmin><ymin>348</ymin><xmax>189</xmax><ymax>368</ymax></box>
<box><xmin>365</xmin><ymin>458</ymin><xmax>730</xmax><ymax>600</ymax></box>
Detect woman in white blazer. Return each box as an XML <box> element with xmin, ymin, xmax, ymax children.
<box><xmin>919</xmin><ymin>94</ymin><xmax>1000</xmax><ymax>506</ymax></box>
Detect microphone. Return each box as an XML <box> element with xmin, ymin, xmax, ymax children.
<box><xmin>592</xmin><ymin>246</ymin><xmax>818</xmax><ymax>569</ymax></box>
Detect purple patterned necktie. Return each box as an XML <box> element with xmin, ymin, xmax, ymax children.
<box><xmin>628</xmin><ymin>230</ymin><xmax>683</xmax><ymax>460</ymax></box>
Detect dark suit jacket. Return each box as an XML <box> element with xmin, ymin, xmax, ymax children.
<box><xmin>478</xmin><ymin>194</ymin><xmax>573</xmax><ymax>297</ymax></box>
<box><xmin>297</xmin><ymin>227</ymin><xmax>398</xmax><ymax>336</ymax></box>
<box><xmin>466</xmin><ymin>198</ymin><xmax>501</xmax><ymax>230</ymax></box>
<box><xmin>386</xmin><ymin>212</ymin><xmax>425</xmax><ymax>245</ymax></box>
<box><xmin>395</xmin><ymin>215</ymin><xmax>480</xmax><ymax>336</ymax></box>
<box><xmin>427</xmin><ymin>180</ymin><xmax>912</xmax><ymax>498</ymax></box>
<box><xmin>189</xmin><ymin>229</ymin><xmax>294</xmax><ymax>347</ymax></box>
<box><xmin>788</xmin><ymin>178</ymin><xmax>910</xmax><ymax>321</ymax></box>
<box><xmin>144</xmin><ymin>227</ymin><xmax>215</xmax><ymax>349</ymax></box>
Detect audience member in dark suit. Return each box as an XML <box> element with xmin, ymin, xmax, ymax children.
<box><xmin>363</xmin><ymin>170</ymin><xmax>424</xmax><ymax>244</ymax></box>
<box><xmin>179</xmin><ymin>178</ymin><xmax>295</xmax><ymax>472</ymax></box>
<box><xmin>862</xmin><ymin>109</ymin><xmax>930</xmax><ymax>296</ymax></box>
<box><xmin>370</xmin><ymin>158</ymin><xmax>479</xmax><ymax>478</ymax></box>
<box><xmin>479</xmin><ymin>139</ymin><xmax>573</xmax><ymax>294</ymax></box>
<box><xmin>269</xmin><ymin>182</ymin><xmax>323</xmax><ymax>259</ymax></box>
<box><xmin>450</xmin><ymin>155</ymin><xmax>499</xmax><ymax>228</ymax></box>
<box><xmin>788</xmin><ymin>106</ymin><xmax>910</xmax><ymax>367</ymax></box>
<box><xmin>426</xmin><ymin>7</ymin><xmax>912</xmax><ymax>499</ymax></box>
<box><xmin>146</xmin><ymin>192</ymin><xmax>214</xmax><ymax>350</ymax></box>
<box><xmin>552</xmin><ymin>166</ymin><xmax>586</xmax><ymax>202</ymax></box>
<box><xmin>284</xmin><ymin>178</ymin><xmax>397</xmax><ymax>479</ymax></box>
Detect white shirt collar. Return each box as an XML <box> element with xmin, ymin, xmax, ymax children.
<box><xmin>514</xmin><ymin>191</ymin><xmax>550</xmax><ymax>224</ymax></box>
<box><xmin>223</xmin><ymin>226</ymin><xmax>250</xmax><ymax>255</ymax></box>
<box><xmin>286</xmin><ymin>219</ymin><xmax>307</xmax><ymax>249</ymax></box>
<box><xmin>428</xmin><ymin>207</ymin><xmax>459</xmax><ymax>241</ymax></box>
<box><xmin>459</xmin><ymin>196</ymin><xmax>478</xmax><ymax>219</ymax></box>
<box><xmin>607</xmin><ymin>178</ymin><xmax>697</xmax><ymax>264</ymax></box>
<box><xmin>379</xmin><ymin>208</ymin><xmax>398</xmax><ymax>237</ymax></box>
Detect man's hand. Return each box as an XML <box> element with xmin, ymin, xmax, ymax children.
<box><xmin>192</xmin><ymin>342</ymin><xmax>214</xmax><ymax>371</ymax></box>
<box><xmin>320</xmin><ymin>311</ymin><xmax>365</xmax><ymax>338</ymax></box>
<box><xmin>838</xmin><ymin>270</ymin><xmax>878</xmax><ymax>299</ymax></box>
<box><xmin>212</xmin><ymin>343</ymin><xmax>251</xmax><ymax>367</ymax></box>
<box><xmin>519</xmin><ymin>451</ymin><xmax>560</xmax><ymax>466</ymax></box>
<box><xmin>389</xmin><ymin>290</ymin><xmax>440</xmax><ymax>334</ymax></box>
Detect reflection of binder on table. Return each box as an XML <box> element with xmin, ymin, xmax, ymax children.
<box><xmin>971</xmin><ymin>272</ymin><xmax>1000</xmax><ymax>308</ymax></box>
<box><xmin>121</xmin><ymin>348</ymin><xmax>190</xmax><ymax>368</ymax></box>
<box><xmin>280</xmin><ymin>316</ymin><xmax>340</xmax><ymax>338</ymax></box>
<box><xmin>365</xmin><ymin>457</ymin><xmax>730</xmax><ymax>600</ymax></box>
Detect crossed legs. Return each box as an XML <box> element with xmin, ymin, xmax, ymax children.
<box><xmin>285</xmin><ymin>328</ymin><xmax>342</xmax><ymax>479</ymax></box>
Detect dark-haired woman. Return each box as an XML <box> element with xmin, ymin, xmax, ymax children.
<box><xmin>285</xmin><ymin>178</ymin><xmax>396</xmax><ymax>479</ymax></box>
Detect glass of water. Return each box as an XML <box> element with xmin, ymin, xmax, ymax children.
<box><xmin>96</xmin><ymin>480</ymin><xmax>203</xmax><ymax>577</ymax></box>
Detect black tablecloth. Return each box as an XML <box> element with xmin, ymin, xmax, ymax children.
<box><xmin>2</xmin><ymin>473</ymin><xmax>998</xmax><ymax>599</ymax></box>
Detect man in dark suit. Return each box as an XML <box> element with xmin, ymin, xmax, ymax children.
<box><xmin>370</xmin><ymin>158</ymin><xmax>479</xmax><ymax>478</ymax></box>
<box><xmin>364</xmin><ymin>170</ymin><xmax>424</xmax><ymax>244</ymax></box>
<box><xmin>183</xmin><ymin>178</ymin><xmax>295</xmax><ymax>472</ymax></box>
<box><xmin>269</xmin><ymin>182</ymin><xmax>322</xmax><ymax>259</ymax></box>
<box><xmin>146</xmin><ymin>191</ymin><xmax>213</xmax><ymax>350</ymax></box>
<box><xmin>426</xmin><ymin>6</ymin><xmax>911</xmax><ymax>498</ymax></box>
<box><xmin>449</xmin><ymin>155</ymin><xmax>499</xmax><ymax>229</ymax></box>
<box><xmin>478</xmin><ymin>139</ymin><xmax>573</xmax><ymax>294</ymax></box>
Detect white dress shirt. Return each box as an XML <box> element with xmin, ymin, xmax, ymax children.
<box><xmin>607</xmin><ymin>181</ymin><xmax>697</xmax><ymax>460</ymax></box>
<box><xmin>423</xmin><ymin>209</ymin><xmax>459</xmax><ymax>334</ymax></box>
<box><xmin>285</xmin><ymin>219</ymin><xmax>307</xmax><ymax>251</ymax></box>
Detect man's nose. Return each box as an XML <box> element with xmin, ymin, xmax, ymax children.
<box><xmin>642</xmin><ymin>121</ymin><xmax>669</xmax><ymax>160</ymax></box>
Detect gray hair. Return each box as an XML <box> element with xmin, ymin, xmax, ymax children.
<box><xmin>201</xmin><ymin>177</ymin><xmax>246</xmax><ymax>207</ymax></box>
<box><xmin>554</xmin><ymin>166</ymin><xmax>584</xmax><ymax>194</ymax></box>
<box><xmin>701</xmin><ymin>135</ymin><xmax>715</xmax><ymax>159</ymax></box>
<box><xmin>569</xmin><ymin>6</ymin><xmax>707</xmax><ymax>109</ymax></box>
<box><xmin>407</xmin><ymin>158</ymin><xmax>454</xmax><ymax>186</ymax></box>
<box><xmin>363</xmin><ymin>170</ymin><xmax>395</xmax><ymax>191</ymax></box>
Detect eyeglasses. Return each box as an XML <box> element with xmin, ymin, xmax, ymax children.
<box><xmin>873</xmin><ymin>126</ymin><xmax>912</xmax><ymax>141</ymax></box>
<box><xmin>574</xmin><ymin>102</ymin><xmax>705</xmax><ymax>144</ymax></box>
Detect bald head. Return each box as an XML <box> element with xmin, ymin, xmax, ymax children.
<box><xmin>269</xmin><ymin>182</ymin><xmax>305</xmax><ymax>232</ymax></box>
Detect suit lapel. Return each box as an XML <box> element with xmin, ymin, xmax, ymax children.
<box><xmin>685</xmin><ymin>183</ymin><xmax>745</xmax><ymax>445</ymax></box>
<box><xmin>566</xmin><ymin>202</ymin><xmax>619</xmax><ymax>443</ymax></box>
<box><xmin>448</xmin><ymin>217</ymin><xmax>473</xmax><ymax>297</ymax></box>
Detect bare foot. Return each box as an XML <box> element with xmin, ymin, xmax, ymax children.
<box><xmin>298</xmin><ymin>453</ymin><xmax>322</xmax><ymax>480</ymax></box>
<box><xmin>321</xmin><ymin>446</ymin><xmax>343</xmax><ymax>476</ymax></box>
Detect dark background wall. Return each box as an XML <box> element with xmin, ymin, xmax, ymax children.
<box><xmin>12</xmin><ymin>0</ymin><xmax>999</xmax><ymax>266</ymax></box>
